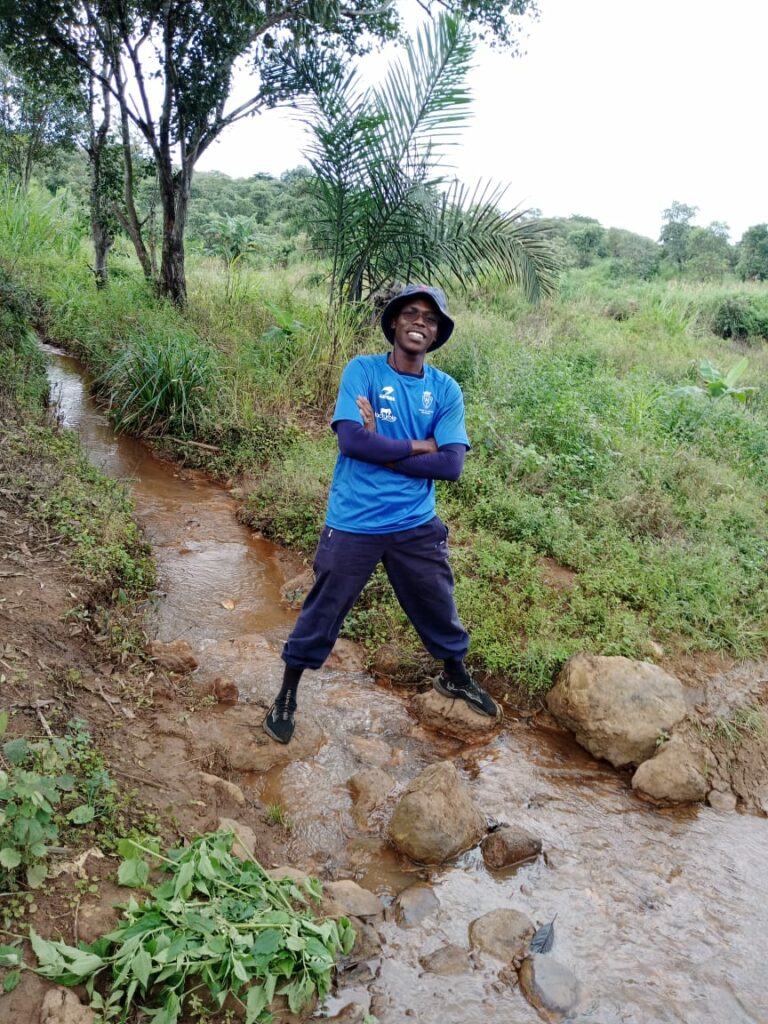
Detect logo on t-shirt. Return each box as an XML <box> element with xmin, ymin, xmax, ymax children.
<box><xmin>378</xmin><ymin>385</ymin><xmax>396</xmax><ymax>402</ymax></box>
<box><xmin>376</xmin><ymin>408</ymin><xmax>397</xmax><ymax>423</ymax></box>
<box><xmin>419</xmin><ymin>390</ymin><xmax>434</xmax><ymax>416</ymax></box>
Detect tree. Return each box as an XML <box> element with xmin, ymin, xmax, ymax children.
<box><xmin>659</xmin><ymin>200</ymin><xmax>698</xmax><ymax>270</ymax></box>
<box><xmin>736</xmin><ymin>224</ymin><xmax>768</xmax><ymax>281</ymax></box>
<box><xmin>0</xmin><ymin>54</ymin><xmax>83</xmax><ymax>190</ymax></box>
<box><xmin>2</xmin><ymin>0</ymin><xmax>539</xmax><ymax>306</ymax></box>
<box><xmin>686</xmin><ymin>222</ymin><xmax>731</xmax><ymax>281</ymax></box>
<box><xmin>302</xmin><ymin>15</ymin><xmax>558</xmax><ymax>306</ymax></box>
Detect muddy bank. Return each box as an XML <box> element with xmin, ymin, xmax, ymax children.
<box><xmin>2</xmin><ymin>346</ymin><xmax>768</xmax><ymax>1023</ymax></box>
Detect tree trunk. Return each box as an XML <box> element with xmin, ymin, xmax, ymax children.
<box><xmin>86</xmin><ymin>57</ymin><xmax>113</xmax><ymax>289</ymax></box>
<box><xmin>158</xmin><ymin>164</ymin><xmax>192</xmax><ymax>306</ymax></box>
<box><xmin>91</xmin><ymin>214</ymin><xmax>113</xmax><ymax>289</ymax></box>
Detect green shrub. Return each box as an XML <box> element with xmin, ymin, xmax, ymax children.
<box><xmin>709</xmin><ymin>294</ymin><xmax>768</xmax><ymax>341</ymax></box>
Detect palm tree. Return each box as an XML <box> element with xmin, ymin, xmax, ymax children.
<box><xmin>299</xmin><ymin>14</ymin><xmax>560</xmax><ymax>307</ymax></box>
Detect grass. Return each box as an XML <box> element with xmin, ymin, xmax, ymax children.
<box><xmin>2</xmin><ymin>184</ymin><xmax>768</xmax><ymax>694</ymax></box>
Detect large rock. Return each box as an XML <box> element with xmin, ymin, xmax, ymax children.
<box><xmin>631</xmin><ymin>732</ymin><xmax>711</xmax><ymax>803</ymax></box>
<box><xmin>158</xmin><ymin>704</ymin><xmax>325</xmax><ymax>772</ymax></box>
<box><xmin>148</xmin><ymin>639</ymin><xmax>198</xmax><ymax>675</ymax></box>
<box><xmin>481</xmin><ymin>825</ymin><xmax>542</xmax><ymax>870</ymax></box>
<box><xmin>546</xmin><ymin>654</ymin><xmax>686</xmax><ymax>767</ymax></box>
<box><xmin>388</xmin><ymin>761</ymin><xmax>486</xmax><ymax>863</ymax></box>
<box><xmin>518</xmin><ymin>955</ymin><xmax>580</xmax><ymax>1021</ymax></box>
<box><xmin>469</xmin><ymin>908</ymin><xmax>534</xmax><ymax>961</ymax></box>
<box><xmin>411</xmin><ymin>689</ymin><xmax>501</xmax><ymax>741</ymax></box>
<box><xmin>40</xmin><ymin>989</ymin><xmax>97</xmax><ymax>1024</ymax></box>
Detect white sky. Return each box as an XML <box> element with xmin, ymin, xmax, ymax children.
<box><xmin>195</xmin><ymin>0</ymin><xmax>768</xmax><ymax>243</ymax></box>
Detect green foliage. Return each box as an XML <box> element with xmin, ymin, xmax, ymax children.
<box><xmin>736</xmin><ymin>224</ymin><xmax>768</xmax><ymax>281</ymax></box>
<box><xmin>0</xmin><ymin>720</ymin><xmax>123</xmax><ymax>892</ymax></box>
<box><xmin>709</xmin><ymin>293</ymin><xmax>768</xmax><ymax>341</ymax></box>
<box><xmin>670</xmin><ymin>357</ymin><xmax>758</xmax><ymax>402</ymax></box>
<box><xmin>302</xmin><ymin>14</ymin><xmax>559</xmax><ymax>304</ymax></box>
<box><xmin>101</xmin><ymin>331</ymin><xmax>216</xmax><ymax>437</ymax></box>
<box><xmin>26</xmin><ymin>831</ymin><xmax>355</xmax><ymax>1024</ymax></box>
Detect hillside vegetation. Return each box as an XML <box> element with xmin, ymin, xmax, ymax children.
<box><xmin>3</xmin><ymin>182</ymin><xmax>768</xmax><ymax>694</ymax></box>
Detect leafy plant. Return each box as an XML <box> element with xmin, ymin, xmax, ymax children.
<box><xmin>669</xmin><ymin>358</ymin><xmax>758</xmax><ymax>402</ymax></box>
<box><xmin>102</xmin><ymin>332</ymin><xmax>215</xmax><ymax>437</ymax></box>
<box><xmin>24</xmin><ymin>831</ymin><xmax>355</xmax><ymax>1024</ymax></box>
<box><xmin>301</xmin><ymin>14</ymin><xmax>559</xmax><ymax>305</ymax></box>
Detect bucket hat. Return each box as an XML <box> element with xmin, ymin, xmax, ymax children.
<box><xmin>380</xmin><ymin>284</ymin><xmax>454</xmax><ymax>351</ymax></box>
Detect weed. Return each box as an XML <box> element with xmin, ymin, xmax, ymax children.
<box><xmin>266</xmin><ymin>803</ymin><xmax>291</xmax><ymax>829</ymax></box>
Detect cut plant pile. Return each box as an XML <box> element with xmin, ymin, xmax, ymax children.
<box><xmin>5</xmin><ymin>832</ymin><xmax>355</xmax><ymax>1024</ymax></box>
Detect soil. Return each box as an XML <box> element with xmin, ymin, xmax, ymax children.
<box><xmin>0</xmin><ymin>473</ymin><xmax>298</xmax><ymax>1023</ymax></box>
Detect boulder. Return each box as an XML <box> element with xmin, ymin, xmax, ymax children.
<box><xmin>40</xmin><ymin>989</ymin><xmax>97</xmax><ymax>1024</ymax></box>
<box><xmin>518</xmin><ymin>955</ymin><xmax>580</xmax><ymax>1021</ymax></box>
<box><xmin>481</xmin><ymin>825</ymin><xmax>542</xmax><ymax>870</ymax></box>
<box><xmin>631</xmin><ymin>733</ymin><xmax>710</xmax><ymax>804</ymax></box>
<box><xmin>199</xmin><ymin>771</ymin><xmax>246</xmax><ymax>807</ymax></box>
<box><xmin>280</xmin><ymin>569</ymin><xmax>315</xmax><ymax>607</ymax></box>
<box><xmin>322</xmin><ymin>880</ymin><xmax>383</xmax><ymax>918</ymax></box>
<box><xmin>546</xmin><ymin>654</ymin><xmax>686</xmax><ymax>767</ymax></box>
<box><xmin>419</xmin><ymin>943</ymin><xmax>471</xmax><ymax>976</ymax></box>
<box><xmin>469</xmin><ymin>908</ymin><xmax>534</xmax><ymax>961</ymax></box>
<box><xmin>388</xmin><ymin>761</ymin><xmax>486</xmax><ymax>864</ymax></box>
<box><xmin>392</xmin><ymin>883</ymin><xmax>440</xmax><ymax>927</ymax></box>
<box><xmin>217</xmin><ymin>817</ymin><xmax>256</xmax><ymax>859</ymax></box>
<box><xmin>411</xmin><ymin>689</ymin><xmax>501</xmax><ymax>741</ymax></box>
<box><xmin>148</xmin><ymin>639</ymin><xmax>198</xmax><ymax>675</ymax></box>
<box><xmin>347</xmin><ymin>768</ymin><xmax>395</xmax><ymax>829</ymax></box>
<box><xmin>326</xmin><ymin>638</ymin><xmax>367</xmax><ymax>673</ymax></box>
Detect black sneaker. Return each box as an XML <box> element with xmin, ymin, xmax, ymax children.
<box><xmin>433</xmin><ymin>671</ymin><xmax>500</xmax><ymax>719</ymax></box>
<box><xmin>262</xmin><ymin>694</ymin><xmax>297</xmax><ymax>744</ymax></box>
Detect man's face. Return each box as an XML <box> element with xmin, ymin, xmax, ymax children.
<box><xmin>391</xmin><ymin>297</ymin><xmax>440</xmax><ymax>356</ymax></box>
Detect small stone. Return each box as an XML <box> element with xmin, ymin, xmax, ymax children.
<box><xmin>469</xmin><ymin>908</ymin><xmax>534</xmax><ymax>961</ymax></box>
<box><xmin>419</xmin><ymin>943</ymin><xmax>470</xmax><ymax>976</ymax></box>
<box><xmin>322</xmin><ymin>880</ymin><xmax>384</xmax><ymax>918</ymax></box>
<box><xmin>40</xmin><ymin>988</ymin><xmax>97</xmax><ymax>1024</ymax></box>
<box><xmin>211</xmin><ymin>676</ymin><xmax>239</xmax><ymax>704</ymax></box>
<box><xmin>481</xmin><ymin>826</ymin><xmax>542</xmax><ymax>870</ymax></box>
<box><xmin>345</xmin><ymin>916</ymin><xmax>383</xmax><ymax>960</ymax></box>
<box><xmin>267</xmin><ymin>866</ymin><xmax>309</xmax><ymax>885</ymax></box>
<box><xmin>392</xmin><ymin>883</ymin><xmax>440</xmax><ymax>927</ymax></box>
<box><xmin>148</xmin><ymin>639</ymin><xmax>198</xmax><ymax>675</ymax></box>
<box><xmin>322</xmin><ymin>1003</ymin><xmax>368</xmax><ymax>1024</ymax></box>
<box><xmin>199</xmin><ymin>772</ymin><xmax>246</xmax><ymax>806</ymax></box>
<box><xmin>707</xmin><ymin>789</ymin><xmax>737</xmax><ymax>812</ymax></box>
<box><xmin>76</xmin><ymin>881</ymin><xmax>122</xmax><ymax>946</ymax></box>
<box><xmin>217</xmin><ymin>817</ymin><xmax>256</xmax><ymax>859</ymax></box>
<box><xmin>518</xmin><ymin>955</ymin><xmax>580</xmax><ymax>1020</ymax></box>
<box><xmin>347</xmin><ymin>767</ymin><xmax>395</xmax><ymax>829</ymax></box>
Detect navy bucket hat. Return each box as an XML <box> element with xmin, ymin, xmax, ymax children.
<box><xmin>380</xmin><ymin>284</ymin><xmax>455</xmax><ymax>352</ymax></box>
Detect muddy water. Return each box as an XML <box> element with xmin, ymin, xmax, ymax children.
<box><xmin>45</xmin><ymin>345</ymin><xmax>768</xmax><ymax>1024</ymax></box>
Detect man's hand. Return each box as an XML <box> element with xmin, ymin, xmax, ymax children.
<box><xmin>411</xmin><ymin>438</ymin><xmax>438</xmax><ymax>455</ymax></box>
<box><xmin>356</xmin><ymin>396</ymin><xmax>376</xmax><ymax>432</ymax></box>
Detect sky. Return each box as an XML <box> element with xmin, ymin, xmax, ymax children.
<box><xmin>195</xmin><ymin>0</ymin><xmax>767</xmax><ymax>243</ymax></box>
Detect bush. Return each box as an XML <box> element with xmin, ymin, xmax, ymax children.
<box><xmin>709</xmin><ymin>294</ymin><xmax>768</xmax><ymax>341</ymax></box>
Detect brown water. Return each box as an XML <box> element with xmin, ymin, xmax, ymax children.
<box><xmin>45</xmin><ymin>345</ymin><xmax>768</xmax><ymax>1024</ymax></box>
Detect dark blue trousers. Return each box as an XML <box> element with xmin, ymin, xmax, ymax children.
<box><xmin>282</xmin><ymin>516</ymin><xmax>469</xmax><ymax>670</ymax></box>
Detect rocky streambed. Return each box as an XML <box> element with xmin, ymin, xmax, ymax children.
<box><xmin>37</xmin><ymin>345</ymin><xmax>768</xmax><ymax>1024</ymax></box>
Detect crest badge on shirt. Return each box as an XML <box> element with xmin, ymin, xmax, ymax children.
<box><xmin>419</xmin><ymin>390</ymin><xmax>434</xmax><ymax>415</ymax></box>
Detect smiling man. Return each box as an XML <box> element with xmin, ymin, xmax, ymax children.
<box><xmin>262</xmin><ymin>284</ymin><xmax>500</xmax><ymax>744</ymax></box>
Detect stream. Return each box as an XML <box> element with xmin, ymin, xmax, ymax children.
<box><xmin>45</xmin><ymin>344</ymin><xmax>768</xmax><ymax>1024</ymax></box>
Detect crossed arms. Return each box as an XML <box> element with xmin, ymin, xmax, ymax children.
<box><xmin>334</xmin><ymin>396</ymin><xmax>466</xmax><ymax>482</ymax></box>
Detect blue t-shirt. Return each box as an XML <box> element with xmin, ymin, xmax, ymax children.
<box><xmin>326</xmin><ymin>354</ymin><xmax>470</xmax><ymax>534</ymax></box>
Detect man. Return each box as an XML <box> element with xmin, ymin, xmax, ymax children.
<box><xmin>263</xmin><ymin>284</ymin><xmax>499</xmax><ymax>744</ymax></box>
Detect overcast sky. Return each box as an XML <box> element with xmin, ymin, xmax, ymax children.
<box><xmin>195</xmin><ymin>0</ymin><xmax>767</xmax><ymax>243</ymax></box>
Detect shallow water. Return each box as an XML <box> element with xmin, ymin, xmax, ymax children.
<box><xmin>45</xmin><ymin>345</ymin><xmax>768</xmax><ymax>1024</ymax></box>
